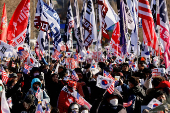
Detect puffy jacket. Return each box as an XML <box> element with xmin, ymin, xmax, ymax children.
<box><xmin>121</xmin><ymin>84</ymin><xmax>146</xmax><ymax>113</ymax></box>
<box><xmin>25</xmin><ymin>78</ymin><xmax>50</xmax><ymax>106</ymax></box>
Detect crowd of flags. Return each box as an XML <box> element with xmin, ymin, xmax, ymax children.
<box><xmin>0</xmin><ymin>0</ymin><xmax>170</xmax><ymax>111</ymax></box>
<box><xmin>0</xmin><ymin>0</ymin><xmax>169</xmax><ymax>70</ymax></box>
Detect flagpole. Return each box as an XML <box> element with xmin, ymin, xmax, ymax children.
<box><xmin>48</xmin><ymin>32</ymin><xmax>50</xmax><ymax>65</ymax></box>
<box><xmin>156</xmin><ymin>0</ymin><xmax>160</xmax><ymax>68</ymax></box>
<box><xmin>95</xmin><ymin>0</ymin><xmax>99</xmax><ymax>64</ymax></box>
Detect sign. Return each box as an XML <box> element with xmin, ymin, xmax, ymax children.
<box><xmin>152</xmin><ymin>68</ymin><xmax>165</xmax><ymax>76</ymax></box>
<box><xmin>65</xmin><ymin>58</ymin><xmax>77</xmax><ymax>69</ymax></box>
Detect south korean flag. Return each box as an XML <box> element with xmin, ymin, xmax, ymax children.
<box><xmin>0</xmin><ymin>41</ymin><xmax>14</xmax><ymax>57</ymax></box>
<box><xmin>96</xmin><ymin>75</ymin><xmax>114</xmax><ymax>89</ymax></box>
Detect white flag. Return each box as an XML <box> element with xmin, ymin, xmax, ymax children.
<box><xmin>147</xmin><ymin>98</ymin><xmax>162</xmax><ymax>109</ymax></box>
<box><xmin>83</xmin><ymin>0</ymin><xmax>97</xmax><ymax>49</ymax></box>
<box><xmin>96</xmin><ymin>75</ymin><xmax>114</xmax><ymax>89</ymax></box>
<box><xmin>1</xmin><ymin>89</ymin><xmax>10</xmax><ymax>113</ymax></box>
<box><xmin>0</xmin><ymin>41</ymin><xmax>14</xmax><ymax>57</ymax></box>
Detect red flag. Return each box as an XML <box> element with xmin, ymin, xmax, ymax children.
<box><xmin>0</xmin><ymin>3</ymin><xmax>7</xmax><ymax>43</ymax></box>
<box><xmin>0</xmin><ymin>67</ymin><xmax>8</xmax><ymax>84</ymax></box>
<box><xmin>110</xmin><ymin>22</ymin><xmax>121</xmax><ymax>56</ymax></box>
<box><xmin>123</xmin><ymin>100</ymin><xmax>133</xmax><ymax>107</ymax></box>
<box><xmin>7</xmin><ymin>0</ymin><xmax>30</xmax><ymax>46</ymax></box>
<box><xmin>138</xmin><ymin>0</ymin><xmax>159</xmax><ymax>54</ymax></box>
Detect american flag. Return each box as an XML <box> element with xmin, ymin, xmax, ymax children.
<box><xmin>45</xmin><ymin>103</ymin><xmax>51</xmax><ymax>113</ymax></box>
<box><xmin>103</xmin><ymin>70</ymin><xmax>115</xmax><ymax>94</ymax></box>
<box><xmin>76</xmin><ymin>92</ymin><xmax>84</xmax><ymax>105</ymax></box>
<box><xmin>138</xmin><ymin>0</ymin><xmax>159</xmax><ymax>54</ymax></box>
<box><xmin>71</xmin><ymin>70</ymin><xmax>79</xmax><ymax>81</ymax></box>
<box><xmin>18</xmin><ymin>50</ymin><xmax>29</xmax><ymax>60</ymax></box>
<box><xmin>51</xmin><ymin>50</ymin><xmax>62</xmax><ymax>60</ymax></box>
<box><xmin>0</xmin><ymin>66</ymin><xmax>8</xmax><ymax>84</ymax></box>
<box><xmin>23</xmin><ymin>64</ymin><xmax>30</xmax><ymax>74</ymax></box>
<box><xmin>123</xmin><ymin>100</ymin><xmax>133</xmax><ymax>107</ymax></box>
<box><xmin>35</xmin><ymin>87</ymin><xmax>41</xmax><ymax>101</ymax></box>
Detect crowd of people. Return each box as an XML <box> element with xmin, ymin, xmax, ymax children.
<box><xmin>0</xmin><ymin>52</ymin><xmax>170</xmax><ymax>113</ymax></box>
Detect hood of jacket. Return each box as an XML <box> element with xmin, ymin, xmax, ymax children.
<box><xmin>31</xmin><ymin>78</ymin><xmax>42</xmax><ymax>93</ymax></box>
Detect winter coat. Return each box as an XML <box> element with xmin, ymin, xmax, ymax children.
<box><xmin>46</xmin><ymin>79</ymin><xmax>63</xmax><ymax>108</ymax></box>
<box><xmin>6</xmin><ymin>78</ymin><xmax>24</xmax><ymax>113</ymax></box>
<box><xmin>90</xmin><ymin>89</ymin><xmax>127</xmax><ymax>113</ymax></box>
<box><xmin>57</xmin><ymin>86</ymin><xmax>76</xmax><ymax>113</ymax></box>
<box><xmin>25</xmin><ymin>78</ymin><xmax>50</xmax><ymax>106</ymax></box>
<box><xmin>121</xmin><ymin>84</ymin><xmax>146</xmax><ymax>113</ymax></box>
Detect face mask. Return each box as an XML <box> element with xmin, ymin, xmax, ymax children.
<box><xmin>34</xmin><ymin>73</ymin><xmax>39</xmax><ymax>77</ymax></box>
<box><xmin>81</xmin><ymin>110</ymin><xmax>89</xmax><ymax>113</ymax></box>
<box><xmin>109</xmin><ymin>99</ymin><xmax>118</xmax><ymax>106</ymax></box>
<box><xmin>33</xmin><ymin>86</ymin><xmax>38</xmax><ymax>91</ymax></box>
<box><xmin>0</xmin><ymin>86</ymin><xmax>2</xmax><ymax>92</ymax></box>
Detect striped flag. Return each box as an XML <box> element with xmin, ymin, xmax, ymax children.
<box><xmin>138</xmin><ymin>0</ymin><xmax>159</xmax><ymax>54</ymax></box>
<box><xmin>123</xmin><ymin>100</ymin><xmax>133</xmax><ymax>107</ymax></box>
<box><xmin>64</xmin><ymin>1</ymin><xmax>74</xmax><ymax>51</ymax></box>
<box><xmin>45</xmin><ymin>103</ymin><xmax>51</xmax><ymax>113</ymax></box>
<box><xmin>103</xmin><ymin>70</ymin><xmax>115</xmax><ymax>94</ymax></box>
<box><xmin>51</xmin><ymin>50</ymin><xmax>62</xmax><ymax>60</ymax></box>
<box><xmin>0</xmin><ymin>66</ymin><xmax>8</xmax><ymax>84</ymax></box>
<box><xmin>35</xmin><ymin>103</ymin><xmax>43</xmax><ymax>113</ymax></box>
<box><xmin>35</xmin><ymin>87</ymin><xmax>41</xmax><ymax>101</ymax></box>
<box><xmin>71</xmin><ymin>70</ymin><xmax>79</xmax><ymax>81</ymax></box>
<box><xmin>76</xmin><ymin>92</ymin><xmax>84</xmax><ymax>105</ymax></box>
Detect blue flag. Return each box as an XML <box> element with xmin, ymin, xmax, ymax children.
<box><xmin>118</xmin><ymin>0</ymin><xmax>127</xmax><ymax>55</ymax></box>
<box><xmin>34</xmin><ymin>0</ymin><xmax>61</xmax><ymax>51</ymax></box>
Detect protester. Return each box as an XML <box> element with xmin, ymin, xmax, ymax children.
<box><xmin>90</xmin><ymin>89</ymin><xmax>126</xmax><ymax>113</ymax></box>
<box><xmin>120</xmin><ymin>76</ymin><xmax>146</xmax><ymax>113</ymax></box>
<box><xmin>25</xmin><ymin>78</ymin><xmax>50</xmax><ymax>106</ymax></box>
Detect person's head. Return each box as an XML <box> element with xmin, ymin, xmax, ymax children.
<box><xmin>23</xmin><ymin>94</ymin><xmax>35</xmax><ymax>110</ymax></box>
<box><xmin>122</xmin><ymin>63</ymin><xmax>129</xmax><ymax>71</ymax></box>
<box><xmin>107</xmin><ymin>95</ymin><xmax>119</xmax><ymax>107</ymax></box>
<box><xmin>3</xmin><ymin>66</ymin><xmax>9</xmax><ymax>74</ymax></box>
<box><xmin>128</xmin><ymin>76</ymin><xmax>140</xmax><ymax>88</ymax></box>
<box><xmin>84</xmin><ymin>64</ymin><xmax>91</xmax><ymax>72</ymax></box>
<box><xmin>80</xmin><ymin>105</ymin><xmax>89</xmax><ymax>113</ymax></box>
<box><xmin>68</xmin><ymin>102</ymin><xmax>80</xmax><ymax>113</ymax></box>
<box><xmin>152</xmin><ymin>76</ymin><xmax>165</xmax><ymax>88</ymax></box>
<box><xmin>75</xmin><ymin>68</ymin><xmax>83</xmax><ymax>79</ymax></box>
<box><xmin>138</xmin><ymin>62</ymin><xmax>145</xmax><ymax>71</ymax></box>
<box><xmin>8</xmin><ymin>79</ymin><xmax>18</xmax><ymax>88</ymax></box>
<box><xmin>143</xmin><ymin>68</ymin><xmax>152</xmax><ymax>79</ymax></box>
<box><xmin>51</xmin><ymin>73</ymin><xmax>59</xmax><ymax>83</ymax></box>
<box><xmin>58</xmin><ymin>66</ymin><xmax>65</xmax><ymax>74</ymax></box>
<box><xmin>8</xmin><ymin>73</ymin><xmax>18</xmax><ymax>81</ymax></box>
<box><xmin>154</xmin><ymin>90</ymin><xmax>166</xmax><ymax>103</ymax></box>
<box><xmin>31</xmin><ymin>78</ymin><xmax>41</xmax><ymax>92</ymax></box>
<box><xmin>16</xmin><ymin>72</ymin><xmax>23</xmax><ymax>80</ymax></box>
<box><xmin>31</xmin><ymin>67</ymin><xmax>40</xmax><ymax>77</ymax></box>
<box><xmin>51</xmin><ymin>108</ymin><xmax>60</xmax><ymax>113</ymax></box>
